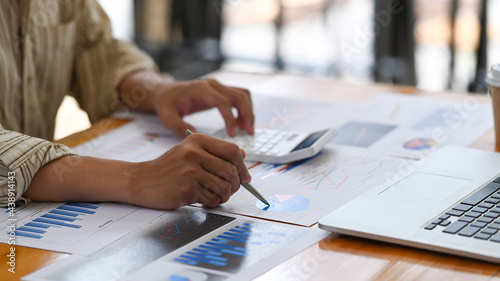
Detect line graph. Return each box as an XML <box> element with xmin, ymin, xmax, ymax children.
<box><xmin>305</xmin><ymin>156</ymin><xmax>387</xmax><ymax>191</ymax></box>
<box><xmin>221</xmin><ymin>148</ymin><xmax>405</xmax><ymax>226</ymax></box>
<box><xmin>249</xmin><ymin>153</ymin><xmax>387</xmax><ymax>193</ymax></box>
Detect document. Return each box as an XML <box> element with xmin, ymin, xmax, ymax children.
<box><xmin>214</xmin><ymin>146</ymin><xmax>409</xmax><ymax>226</ymax></box>
<box><xmin>330</xmin><ymin>93</ymin><xmax>493</xmax><ymax>159</ymax></box>
<box><xmin>22</xmin><ymin>207</ymin><xmax>328</xmax><ymax>281</ymax></box>
<box><xmin>0</xmin><ymin>201</ymin><xmax>171</xmax><ymax>255</ymax></box>
<box><xmin>72</xmin><ymin>116</ymin><xmax>181</xmax><ymax>162</ymax></box>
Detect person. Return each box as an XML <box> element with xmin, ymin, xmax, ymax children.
<box><xmin>0</xmin><ymin>0</ymin><xmax>254</xmax><ymax>210</ymax></box>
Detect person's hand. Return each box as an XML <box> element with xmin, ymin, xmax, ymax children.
<box><xmin>151</xmin><ymin>78</ymin><xmax>254</xmax><ymax>137</ymax></box>
<box><xmin>127</xmin><ymin>133</ymin><xmax>251</xmax><ymax>209</ymax></box>
<box><xmin>120</xmin><ymin>71</ymin><xmax>254</xmax><ymax>137</ymax></box>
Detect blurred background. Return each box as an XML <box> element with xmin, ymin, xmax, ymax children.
<box><xmin>55</xmin><ymin>0</ymin><xmax>500</xmax><ymax>139</ymax></box>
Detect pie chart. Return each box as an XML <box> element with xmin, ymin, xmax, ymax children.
<box><xmin>403</xmin><ymin>138</ymin><xmax>437</xmax><ymax>150</ymax></box>
<box><xmin>255</xmin><ymin>195</ymin><xmax>310</xmax><ymax>212</ymax></box>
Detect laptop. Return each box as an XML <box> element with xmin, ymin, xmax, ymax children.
<box><xmin>319</xmin><ymin>146</ymin><xmax>500</xmax><ymax>263</ymax></box>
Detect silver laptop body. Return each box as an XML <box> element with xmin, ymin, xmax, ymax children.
<box><xmin>319</xmin><ymin>146</ymin><xmax>500</xmax><ymax>263</ymax></box>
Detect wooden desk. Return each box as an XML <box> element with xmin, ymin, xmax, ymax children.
<box><xmin>2</xmin><ymin>71</ymin><xmax>500</xmax><ymax>281</ymax></box>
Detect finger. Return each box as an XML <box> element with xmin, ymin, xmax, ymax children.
<box><xmin>158</xmin><ymin>110</ymin><xmax>196</xmax><ymax>137</ymax></box>
<box><xmin>195</xmin><ymin>134</ymin><xmax>252</xmax><ymax>183</ymax></box>
<box><xmin>199</xmin><ymin>152</ymin><xmax>240</xmax><ymax>195</ymax></box>
<box><xmin>200</xmin><ymin>172</ymin><xmax>234</xmax><ymax>204</ymax></box>
<box><xmin>191</xmin><ymin>182</ymin><xmax>221</xmax><ymax>208</ymax></box>
<box><xmin>184</xmin><ymin>133</ymin><xmax>243</xmax><ymax>191</ymax></box>
<box><xmin>209</xmin><ymin>80</ymin><xmax>254</xmax><ymax>135</ymax></box>
<box><xmin>197</xmin><ymin>82</ymin><xmax>238</xmax><ymax>136</ymax></box>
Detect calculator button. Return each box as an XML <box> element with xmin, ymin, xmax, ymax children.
<box><xmin>269</xmin><ymin>149</ymin><xmax>280</xmax><ymax>155</ymax></box>
<box><xmin>269</xmin><ymin>139</ymin><xmax>280</xmax><ymax>145</ymax></box>
<box><xmin>257</xmin><ymin>148</ymin><xmax>271</xmax><ymax>154</ymax></box>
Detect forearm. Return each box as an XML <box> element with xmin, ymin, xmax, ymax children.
<box><xmin>24</xmin><ymin>155</ymin><xmax>136</xmax><ymax>204</ymax></box>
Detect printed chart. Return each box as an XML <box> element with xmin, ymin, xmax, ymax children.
<box><xmin>0</xmin><ymin>202</ymin><xmax>164</xmax><ymax>255</ymax></box>
<box><xmin>331</xmin><ymin>121</ymin><xmax>397</xmax><ymax>148</ymax></box>
<box><xmin>217</xmin><ymin>147</ymin><xmax>407</xmax><ymax>226</ymax></box>
<box><xmin>14</xmin><ymin>202</ymin><xmax>100</xmax><ymax>240</ymax></box>
<box><xmin>255</xmin><ymin>195</ymin><xmax>310</xmax><ymax>212</ymax></box>
<box><xmin>172</xmin><ymin>220</ymin><xmax>306</xmax><ymax>274</ymax></box>
<box><xmin>73</xmin><ymin>119</ymin><xmax>181</xmax><ymax>162</ymax></box>
<box><xmin>403</xmin><ymin>138</ymin><xmax>437</xmax><ymax>150</ymax></box>
<box><xmin>23</xmin><ymin>208</ymin><xmax>326</xmax><ymax>281</ymax></box>
<box><xmin>349</xmin><ymin>94</ymin><xmax>494</xmax><ymax>159</ymax></box>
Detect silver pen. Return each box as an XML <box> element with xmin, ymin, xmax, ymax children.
<box><xmin>185</xmin><ymin>129</ymin><xmax>270</xmax><ymax>206</ymax></box>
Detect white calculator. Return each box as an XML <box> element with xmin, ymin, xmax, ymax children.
<box><xmin>214</xmin><ymin>128</ymin><xmax>336</xmax><ymax>163</ymax></box>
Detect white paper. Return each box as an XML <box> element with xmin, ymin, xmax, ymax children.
<box><xmin>330</xmin><ymin>93</ymin><xmax>493</xmax><ymax>159</ymax></box>
<box><xmin>72</xmin><ymin>117</ymin><xmax>181</xmax><ymax>162</ymax></box>
<box><xmin>0</xmin><ymin>202</ymin><xmax>167</xmax><ymax>255</ymax></box>
<box><xmin>212</xmin><ymin>146</ymin><xmax>410</xmax><ymax>226</ymax></box>
<box><xmin>21</xmin><ymin>207</ymin><xmax>329</xmax><ymax>281</ymax></box>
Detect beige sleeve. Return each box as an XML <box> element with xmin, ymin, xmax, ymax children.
<box><xmin>71</xmin><ymin>0</ymin><xmax>157</xmax><ymax>123</ymax></box>
<box><xmin>0</xmin><ymin>125</ymin><xmax>74</xmax><ymax>207</ymax></box>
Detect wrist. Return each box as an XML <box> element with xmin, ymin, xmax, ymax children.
<box><xmin>119</xmin><ymin>70</ymin><xmax>169</xmax><ymax>112</ymax></box>
<box><xmin>120</xmin><ymin>160</ymin><xmax>147</xmax><ymax>206</ymax></box>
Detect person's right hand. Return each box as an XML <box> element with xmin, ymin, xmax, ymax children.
<box><xmin>128</xmin><ymin>133</ymin><xmax>252</xmax><ymax>209</ymax></box>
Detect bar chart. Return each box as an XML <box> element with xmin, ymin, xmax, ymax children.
<box><xmin>15</xmin><ymin>203</ymin><xmax>98</xmax><ymax>239</ymax></box>
<box><xmin>172</xmin><ymin>221</ymin><xmax>307</xmax><ymax>273</ymax></box>
<box><xmin>0</xmin><ymin>201</ymin><xmax>155</xmax><ymax>255</ymax></box>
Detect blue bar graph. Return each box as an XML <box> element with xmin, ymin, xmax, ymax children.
<box><xmin>228</xmin><ymin>228</ymin><xmax>252</xmax><ymax>235</ymax></box>
<box><xmin>218</xmin><ymin>235</ymin><xmax>247</xmax><ymax>243</ymax></box>
<box><xmin>205</xmin><ymin>241</ymin><xmax>246</xmax><ymax>252</ymax></box>
<box><xmin>179</xmin><ymin>255</ymin><xmax>227</xmax><ymax>267</ymax></box>
<box><xmin>223</xmin><ymin>231</ymin><xmax>249</xmax><ymax>239</ymax></box>
<box><xmin>25</xmin><ymin>222</ymin><xmax>52</xmax><ymax>229</ymax></box>
<box><xmin>235</xmin><ymin>226</ymin><xmax>251</xmax><ymax>231</ymax></box>
<box><xmin>15</xmin><ymin>231</ymin><xmax>43</xmax><ymax>239</ymax></box>
<box><xmin>17</xmin><ymin>226</ymin><xmax>46</xmax><ymax>234</ymax></box>
<box><xmin>173</xmin><ymin>258</ymin><xmax>197</xmax><ymax>266</ymax></box>
<box><xmin>192</xmin><ymin>248</ymin><xmax>223</xmax><ymax>256</ymax></box>
<box><xmin>211</xmin><ymin>238</ymin><xmax>228</xmax><ymax>243</ymax></box>
<box><xmin>12</xmin><ymin>203</ymin><xmax>101</xmax><ymax>240</ymax></box>
<box><xmin>199</xmin><ymin>245</ymin><xmax>246</xmax><ymax>256</ymax></box>
<box><xmin>42</xmin><ymin>214</ymin><xmax>78</xmax><ymax>222</ymax></box>
<box><xmin>34</xmin><ymin>218</ymin><xmax>82</xmax><ymax>229</ymax></box>
<box><xmin>49</xmin><ymin>209</ymin><xmax>79</xmax><ymax>217</ymax></box>
<box><xmin>186</xmin><ymin>251</ymin><xmax>227</xmax><ymax>262</ymax></box>
<box><xmin>174</xmin><ymin>222</ymin><xmax>293</xmax><ymax>272</ymax></box>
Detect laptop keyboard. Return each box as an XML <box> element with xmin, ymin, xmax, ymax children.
<box><xmin>424</xmin><ymin>177</ymin><xmax>500</xmax><ymax>242</ymax></box>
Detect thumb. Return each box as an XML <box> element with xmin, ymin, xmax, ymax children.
<box><xmin>240</xmin><ymin>148</ymin><xmax>246</xmax><ymax>159</ymax></box>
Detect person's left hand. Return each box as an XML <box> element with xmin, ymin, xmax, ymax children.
<box><xmin>151</xmin><ymin>78</ymin><xmax>254</xmax><ymax>137</ymax></box>
<box><xmin>120</xmin><ymin>71</ymin><xmax>254</xmax><ymax>137</ymax></box>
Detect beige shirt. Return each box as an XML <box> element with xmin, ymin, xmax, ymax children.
<box><xmin>0</xmin><ymin>0</ymin><xmax>156</xmax><ymax>206</ymax></box>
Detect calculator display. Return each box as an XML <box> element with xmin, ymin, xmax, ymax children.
<box><xmin>291</xmin><ymin>130</ymin><xmax>327</xmax><ymax>152</ymax></box>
